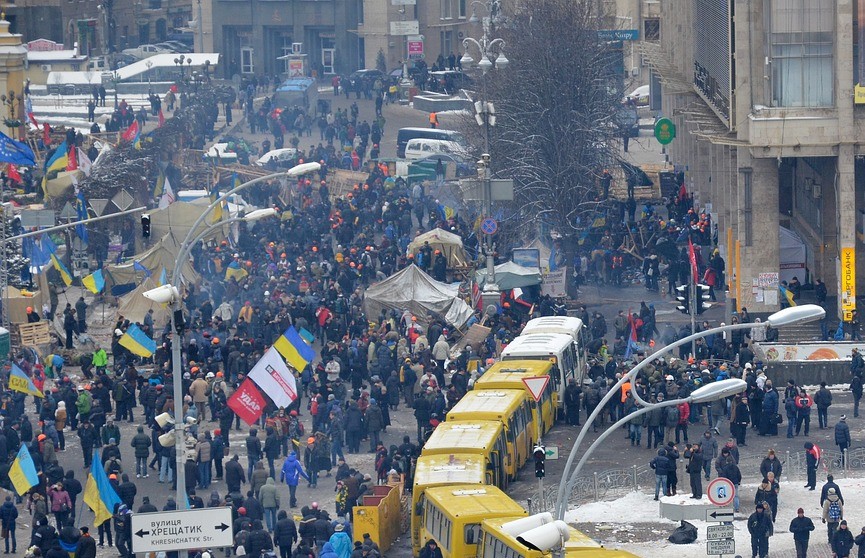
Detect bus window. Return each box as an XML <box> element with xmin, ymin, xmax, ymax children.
<box><xmin>465</xmin><ymin>524</ymin><xmax>481</xmax><ymax>545</ymax></box>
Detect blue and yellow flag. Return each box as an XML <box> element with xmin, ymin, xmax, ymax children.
<box><xmin>41</xmin><ymin>141</ymin><xmax>69</xmax><ymax>195</ymax></box>
<box><xmin>81</xmin><ymin>269</ymin><xmax>105</xmax><ymax>294</ymax></box>
<box><xmin>158</xmin><ymin>267</ymin><xmax>167</xmax><ymax>287</ymax></box>
<box><xmin>50</xmin><ymin>253</ymin><xmax>72</xmax><ymax>286</ymax></box>
<box><xmin>779</xmin><ymin>285</ymin><xmax>797</xmax><ymax>307</ymax></box>
<box><xmin>224</xmin><ymin>260</ymin><xmax>248</xmax><ymax>282</ymax></box>
<box><xmin>118</xmin><ymin>323</ymin><xmax>156</xmax><ymax>357</ymax></box>
<box><xmin>298</xmin><ymin>327</ymin><xmax>315</xmax><ymax>345</ymax></box>
<box><xmin>274</xmin><ymin>325</ymin><xmax>317</xmax><ymax>371</ymax></box>
<box><xmin>8</xmin><ymin>363</ymin><xmax>43</xmax><ymax>398</ymax></box>
<box><xmin>209</xmin><ymin>175</ymin><xmax>224</xmax><ymax>223</ymax></box>
<box><xmin>153</xmin><ymin>171</ymin><xmax>165</xmax><ymax>198</ymax></box>
<box><xmin>8</xmin><ymin>444</ymin><xmax>39</xmax><ymax>495</ymax></box>
<box><xmin>133</xmin><ymin>260</ymin><xmax>152</xmax><ymax>278</ymax></box>
<box><xmin>75</xmin><ymin>191</ymin><xmax>89</xmax><ymax>246</ymax></box>
<box><xmin>83</xmin><ymin>449</ymin><xmax>123</xmax><ymax>525</ymax></box>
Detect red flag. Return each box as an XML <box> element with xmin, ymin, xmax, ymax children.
<box><xmin>121</xmin><ymin>120</ymin><xmax>139</xmax><ymax>142</ymax></box>
<box><xmin>66</xmin><ymin>144</ymin><xmax>78</xmax><ymax>171</ymax></box>
<box><xmin>28</xmin><ymin>112</ymin><xmax>38</xmax><ymax>127</ymax></box>
<box><xmin>42</xmin><ymin>123</ymin><xmax>50</xmax><ymax>146</ymax></box>
<box><xmin>688</xmin><ymin>238</ymin><xmax>698</xmax><ymax>284</ymax></box>
<box><xmin>227</xmin><ymin>378</ymin><xmax>266</xmax><ymax>426</ymax></box>
<box><xmin>158</xmin><ymin>109</ymin><xmax>165</xmax><ymax>128</ymax></box>
<box><xmin>7</xmin><ymin>164</ymin><xmax>21</xmax><ymax>184</ymax></box>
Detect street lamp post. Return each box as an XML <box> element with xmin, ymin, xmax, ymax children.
<box><xmin>143</xmin><ymin>164</ymin><xmax>320</xmax><ymax>532</ymax></box>
<box><xmin>460</xmin><ymin>0</ymin><xmax>508</xmax><ymax>294</ymax></box>
<box><xmin>553</xmin><ymin>304</ymin><xmax>826</xmax><ymax>519</ymax></box>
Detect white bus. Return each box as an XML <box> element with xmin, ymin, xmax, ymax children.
<box><xmin>521</xmin><ymin>317</ymin><xmax>588</xmax><ymax>384</ymax></box>
<box><xmin>500</xmin><ymin>333</ymin><xmax>580</xmax><ymax>413</ymax></box>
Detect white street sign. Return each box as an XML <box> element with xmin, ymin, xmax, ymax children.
<box><xmin>706</xmin><ymin>538</ymin><xmax>735</xmax><ymax>555</ymax></box>
<box><xmin>131</xmin><ymin>507</ymin><xmax>233</xmax><ymax>553</ymax></box>
<box><xmin>705</xmin><ymin>508</ymin><xmax>734</xmax><ymax>522</ymax></box>
<box><xmin>706</xmin><ymin>524</ymin><xmax>734</xmax><ymax>540</ymax></box>
<box><xmin>544</xmin><ymin>446</ymin><xmax>559</xmax><ymax>460</ymax></box>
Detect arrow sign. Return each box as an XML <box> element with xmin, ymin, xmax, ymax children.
<box><xmin>544</xmin><ymin>446</ymin><xmax>559</xmax><ymax>460</ymax></box>
<box><xmin>131</xmin><ymin>507</ymin><xmax>234</xmax><ymax>553</ymax></box>
<box><xmin>522</xmin><ymin>376</ymin><xmax>550</xmax><ymax>403</ymax></box>
<box><xmin>705</xmin><ymin>508</ymin><xmax>735</xmax><ymax>522</ymax></box>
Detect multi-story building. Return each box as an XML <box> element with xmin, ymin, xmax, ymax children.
<box><xmin>644</xmin><ymin>0</ymin><xmax>862</xmax><ymax>315</ymax></box>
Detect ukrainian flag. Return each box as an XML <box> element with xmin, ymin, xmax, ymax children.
<box><xmin>118</xmin><ymin>323</ymin><xmax>156</xmax><ymax>357</ymax></box>
<box><xmin>50</xmin><ymin>253</ymin><xmax>73</xmax><ymax>286</ymax></box>
<box><xmin>81</xmin><ymin>269</ymin><xmax>105</xmax><ymax>294</ymax></box>
<box><xmin>299</xmin><ymin>327</ymin><xmax>315</xmax><ymax>344</ymax></box>
<box><xmin>210</xmin><ymin>176</ymin><xmax>224</xmax><ymax>223</ymax></box>
<box><xmin>158</xmin><ymin>267</ymin><xmax>167</xmax><ymax>287</ymax></box>
<box><xmin>274</xmin><ymin>325</ymin><xmax>316</xmax><ymax>371</ymax></box>
<box><xmin>8</xmin><ymin>444</ymin><xmax>38</xmax><ymax>495</ymax></box>
<box><xmin>8</xmin><ymin>363</ymin><xmax>43</xmax><ymax>398</ymax></box>
<box><xmin>224</xmin><ymin>260</ymin><xmax>248</xmax><ymax>282</ymax></box>
<box><xmin>83</xmin><ymin>449</ymin><xmax>122</xmax><ymax>525</ymax></box>
<box><xmin>779</xmin><ymin>285</ymin><xmax>797</xmax><ymax>307</ymax></box>
<box><xmin>41</xmin><ymin>141</ymin><xmax>69</xmax><ymax>195</ymax></box>
<box><xmin>154</xmin><ymin>171</ymin><xmax>165</xmax><ymax>198</ymax></box>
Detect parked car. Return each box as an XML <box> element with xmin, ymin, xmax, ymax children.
<box><xmin>428</xmin><ymin>70</ymin><xmax>473</xmax><ymax>93</ymax></box>
<box><xmin>625</xmin><ymin>85</ymin><xmax>650</xmax><ymax>107</ymax></box>
<box><xmin>161</xmin><ymin>40</ymin><xmax>192</xmax><ymax>53</ymax></box>
<box><xmin>415</xmin><ymin>152</ymin><xmax>476</xmax><ymax>178</ymax></box>
<box><xmin>121</xmin><ymin>44</ymin><xmax>172</xmax><ymax>60</ymax></box>
<box><xmin>255</xmin><ymin>148</ymin><xmax>299</xmax><ymax>168</ymax></box>
<box><xmin>405</xmin><ymin>138</ymin><xmax>469</xmax><ymax>161</ymax></box>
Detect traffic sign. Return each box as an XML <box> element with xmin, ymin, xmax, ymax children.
<box><xmin>131</xmin><ymin>507</ymin><xmax>234</xmax><ymax>553</ymax></box>
<box><xmin>706</xmin><ymin>524</ymin><xmax>734</xmax><ymax>540</ymax></box>
<box><xmin>706</xmin><ymin>538</ymin><xmax>735</xmax><ymax>555</ymax></box>
<box><xmin>544</xmin><ymin>446</ymin><xmax>559</xmax><ymax>460</ymax></box>
<box><xmin>481</xmin><ymin>218</ymin><xmax>498</xmax><ymax>235</ymax></box>
<box><xmin>654</xmin><ymin>117</ymin><xmax>676</xmax><ymax>145</ymax></box>
<box><xmin>20</xmin><ymin>210</ymin><xmax>55</xmax><ymax>228</ymax></box>
<box><xmin>522</xmin><ymin>376</ymin><xmax>550</xmax><ymax>402</ymax></box>
<box><xmin>706</xmin><ymin>478</ymin><xmax>735</xmax><ymax>507</ymax></box>
<box><xmin>705</xmin><ymin>508</ymin><xmax>735</xmax><ymax>522</ymax></box>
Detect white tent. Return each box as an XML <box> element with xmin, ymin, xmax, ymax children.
<box><xmin>476</xmin><ymin>261</ymin><xmax>542</xmax><ymax>290</ymax></box>
<box><xmin>780</xmin><ymin>226</ymin><xmax>806</xmax><ymax>285</ymax></box>
<box><xmin>363</xmin><ymin>265</ymin><xmax>473</xmax><ymax>328</ymax></box>
<box><xmin>407</xmin><ymin>228</ymin><xmax>469</xmax><ymax>267</ymax></box>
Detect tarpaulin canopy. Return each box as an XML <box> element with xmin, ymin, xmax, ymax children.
<box><xmin>363</xmin><ymin>264</ymin><xmax>473</xmax><ymax>328</ymax></box>
<box><xmin>104</xmin><ymin>232</ymin><xmax>197</xmax><ymax>289</ymax></box>
<box><xmin>476</xmin><ymin>261</ymin><xmax>542</xmax><ymax>290</ymax></box>
<box><xmin>407</xmin><ymin>227</ymin><xmax>469</xmax><ymax>267</ymax></box>
<box><xmin>148</xmin><ymin>200</ymin><xmax>231</xmax><ymax>242</ymax></box>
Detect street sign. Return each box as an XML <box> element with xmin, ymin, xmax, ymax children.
<box><xmin>112</xmin><ymin>189</ymin><xmax>134</xmax><ymax>211</ymax></box>
<box><xmin>131</xmin><ymin>507</ymin><xmax>234</xmax><ymax>553</ymax></box>
<box><xmin>705</xmin><ymin>508</ymin><xmax>735</xmax><ymax>522</ymax></box>
<box><xmin>544</xmin><ymin>446</ymin><xmax>559</xmax><ymax>460</ymax></box>
<box><xmin>408</xmin><ymin>35</ymin><xmax>424</xmax><ymax>60</ymax></box>
<box><xmin>481</xmin><ymin>218</ymin><xmax>498</xmax><ymax>235</ymax></box>
<box><xmin>654</xmin><ymin>117</ymin><xmax>677</xmax><ymax>145</ymax></box>
<box><xmin>706</xmin><ymin>524</ymin><xmax>734</xmax><ymax>540</ymax></box>
<box><xmin>706</xmin><ymin>538</ymin><xmax>735</xmax><ymax>555</ymax></box>
<box><xmin>598</xmin><ymin>29</ymin><xmax>640</xmax><ymax>41</ymax></box>
<box><xmin>58</xmin><ymin>202</ymin><xmax>77</xmax><ymax>220</ymax></box>
<box><xmin>522</xmin><ymin>376</ymin><xmax>550</xmax><ymax>402</ymax></box>
<box><xmin>20</xmin><ymin>210</ymin><xmax>55</xmax><ymax>228</ymax></box>
<box><xmin>89</xmin><ymin>198</ymin><xmax>111</xmax><ymax>217</ymax></box>
<box><xmin>706</xmin><ymin>478</ymin><xmax>735</xmax><ymax>507</ymax></box>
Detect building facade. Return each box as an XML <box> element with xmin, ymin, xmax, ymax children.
<box><xmin>645</xmin><ymin>0</ymin><xmax>863</xmax><ymax>315</ymax></box>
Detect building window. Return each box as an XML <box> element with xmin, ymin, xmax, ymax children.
<box><xmin>458</xmin><ymin>0</ymin><xmax>466</xmax><ymax>18</ymax></box>
<box><xmin>358</xmin><ymin>0</ymin><xmax>364</xmax><ymax>24</ymax></box>
<box><xmin>440</xmin><ymin>30</ymin><xmax>453</xmax><ymax>56</ymax></box>
<box><xmin>644</xmin><ymin>18</ymin><xmax>659</xmax><ymax>41</ymax></box>
<box><xmin>769</xmin><ymin>0</ymin><xmax>834</xmax><ymax>107</ymax></box>
<box><xmin>440</xmin><ymin>0</ymin><xmax>452</xmax><ymax>19</ymax></box>
<box><xmin>241</xmin><ymin>46</ymin><xmax>254</xmax><ymax>74</ymax></box>
<box><xmin>280</xmin><ymin>36</ymin><xmax>293</xmax><ymax>73</ymax></box>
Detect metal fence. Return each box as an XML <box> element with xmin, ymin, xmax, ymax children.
<box><xmin>526</xmin><ymin>447</ymin><xmax>865</xmax><ymax>514</ymax></box>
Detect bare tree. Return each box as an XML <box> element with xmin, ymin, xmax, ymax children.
<box><xmin>462</xmin><ymin>0</ymin><xmax>621</xmax><ymax>241</ymax></box>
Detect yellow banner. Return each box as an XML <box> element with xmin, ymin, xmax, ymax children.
<box><xmin>841</xmin><ymin>247</ymin><xmax>856</xmax><ymax>321</ymax></box>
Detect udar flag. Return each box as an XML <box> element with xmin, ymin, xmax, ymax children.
<box><xmin>273</xmin><ymin>326</ymin><xmax>316</xmax><ymax>371</ymax></box>
<box><xmin>248</xmin><ymin>347</ymin><xmax>298</xmax><ymax>409</ymax></box>
<box><xmin>9</xmin><ymin>363</ymin><xmax>43</xmax><ymax>398</ymax></box>
<box><xmin>227</xmin><ymin>378</ymin><xmax>266</xmax><ymax>426</ymax></box>
<box><xmin>8</xmin><ymin>444</ymin><xmax>38</xmax><ymax>495</ymax></box>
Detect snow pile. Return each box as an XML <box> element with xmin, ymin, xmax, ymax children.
<box><xmin>567</xmin><ymin>491</ymin><xmax>677</xmax><ymax>524</ymax></box>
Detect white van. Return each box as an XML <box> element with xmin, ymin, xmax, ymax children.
<box><xmin>404</xmin><ymin>138</ymin><xmax>468</xmax><ymax>160</ymax></box>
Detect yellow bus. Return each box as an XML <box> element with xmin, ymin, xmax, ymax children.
<box><xmin>411</xmin><ymin>453</ymin><xmax>489</xmax><ymax>556</ymax></box>
<box><xmin>446</xmin><ymin>390</ymin><xmax>534</xmax><ymax>480</ymax></box>
<box><xmin>474</xmin><ymin>361</ymin><xmax>556</xmax><ymax>437</ymax></box>
<box><xmin>421</xmin><ymin>421</ymin><xmax>509</xmax><ymax>489</ymax></box>
<box><xmin>478</xmin><ymin>515</ymin><xmax>641</xmax><ymax>558</ymax></box>
<box><xmin>421</xmin><ymin>485</ymin><xmax>527</xmax><ymax>558</ymax></box>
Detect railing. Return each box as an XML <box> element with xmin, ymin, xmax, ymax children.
<box><xmin>526</xmin><ymin>447</ymin><xmax>865</xmax><ymax>514</ymax></box>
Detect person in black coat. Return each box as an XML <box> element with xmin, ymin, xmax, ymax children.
<box><xmin>789</xmin><ymin>507</ymin><xmax>815</xmax><ymax>558</ymax></box>
<box><xmin>834</xmin><ymin>521</ymin><xmax>856</xmax><ymax>558</ymax></box>
<box><xmin>226</xmin><ymin>454</ymin><xmax>246</xmax><ymax>493</ymax></box>
<box><xmin>748</xmin><ymin>504</ymin><xmax>772</xmax><ymax>558</ymax></box>
<box><xmin>76</xmin><ymin>527</ymin><xmax>97</xmax><ymax>558</ymax></box>
<box><xmin>273</xmin><ymin>510</ymin><xmax>297</xmax><ymax>558</ymax></box>
<box><xmin>62</xmin><ymin>471</ymin><xmax>82</xmax><ymax>522</ymax></box>
<box><xmin>821</xmin><ymin>474</ymin><xmax>845</xmax><ymax>506</ymax></box>
<box><xmin>246</xmin><ymin>520</ymin><xmax>273</xmax><ymax>557</ymax></box>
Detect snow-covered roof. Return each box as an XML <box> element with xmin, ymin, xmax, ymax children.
<box><xmin>114</xmin><ymin>52</ymin><xmax>220</xmax><ymax>81</ymax></box>
<box><xmin>46</xmin><ymin>71</ymin><xmax>101</xmax><ymax>85</ymax></box>
<box><xmin>28</xmin><ymin>50</ymin><xmax>86</xmax><ymax>62</ymax></box>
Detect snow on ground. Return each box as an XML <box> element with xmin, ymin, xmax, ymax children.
<box><xmin>567</xmin><ymin>477</ymin><xmax>865</xmax><ymax>557</ymax></box>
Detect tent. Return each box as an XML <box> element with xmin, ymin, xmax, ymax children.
<box><xmin>363</xmin><ymin>265</ymin><xmax>473</xmax><ymax>328</ymax></box>
<box><xmin>104</xmin><ymin>232</ymin><xmax>197</xmax><ymax>288</ymax></box>
<box><xmin>148</xmin><ymin>201</ymin><xmax>231</xmax><ymax>243</ymax></box>
<box><xmin>780</xmin><ymin>226</ymin><xmax>807</xmax><ymax>285</ymax></box>
<box><xmin>476</xmin><ymin>261</ymin><xmax>542</xmax><ymax>290</ymax></box>
<box><xmin>115</xmin><ymin>276</ymin><xmax>172</xmax><ymax>325</ymax></box>
<box><xmin>407</xmin><ymin>228</ymin><xmax>469</xmax><ymax>267</ymax></box>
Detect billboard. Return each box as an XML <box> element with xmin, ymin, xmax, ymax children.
<box><xmin>693</xmin><ymin>0</ymin><xmax>734</xmax><ymax>129</ymax></box>
<box><xmin>841</xmin><ymin>247</ymin><xmax>856</xmax><ymax>321</ymax></box>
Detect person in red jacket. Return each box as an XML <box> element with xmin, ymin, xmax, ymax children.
<box><xmin>676</xmin><ymin>401</ymin><xmax>691</xmax><ymax>444</ymax></box>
